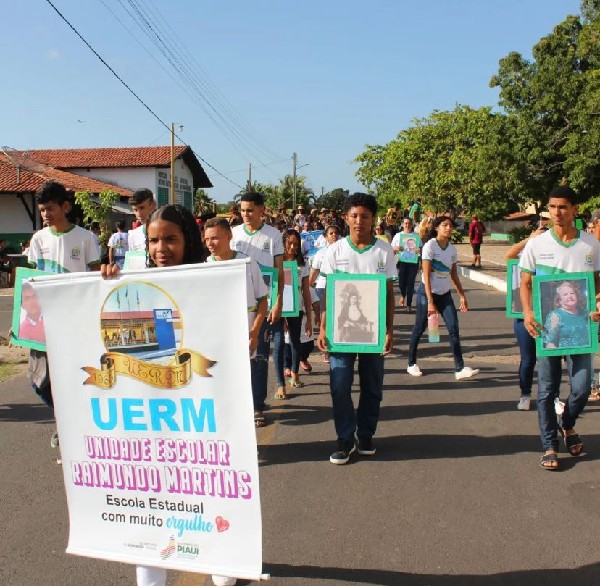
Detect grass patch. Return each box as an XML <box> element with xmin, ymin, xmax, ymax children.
<box><xmin>0</xmin><ymin>362</ymin><xmax>21</xmax><ymax>383</ymax></box>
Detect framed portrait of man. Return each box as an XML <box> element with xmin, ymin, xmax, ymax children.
<box><xmin>281</xmin><ymin>261</ymin><xmax>300</xmax><ymax>317</ymax></box>
<box><xmin>532</xmin><ymin>272</ymin><xmax>598</xmax><ymax>357</ymax></box>
<box><xmin>10</xmin><ymin>267</ymin><xmax>51</xmax><ymax>351</ymax></box>
<box><xmin>259</xmin><ymin>265</ymin><xmax>279</xmax><ymax>311</ymax></box>
<box><xmin>506</xmin><ymin>259</ymin><xmax>524</xmax><ymax>318</ymax></box>
<box><xmin>325</xmin><ymin>273</ymin><xmax>386</xmax><ymax>353</ymax></box>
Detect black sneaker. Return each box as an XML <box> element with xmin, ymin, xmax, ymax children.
<box><xmin>329</xmin><ymin>439</ymin><xmax>356</xmax><ymax>465</ymax></box>
<box><xmin>357</xmin><ymin>435</ymin><xmax>376</xmax><ymax>456</ymax></box>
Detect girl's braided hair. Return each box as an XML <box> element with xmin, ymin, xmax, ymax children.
<box><xmin>146</xmin><ymin>204</ymin><xmax>206</xmax><ymax>267</ymax></box>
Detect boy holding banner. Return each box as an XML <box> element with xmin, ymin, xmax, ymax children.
<box><xmin>27</xmin><ymin>180</ymin><xmax>101</xmax><ymax>449</ymax></box>
<box><xmin>317</xmin><ymin>193</ymin><xmax>396</xmax><ymax>465</ymax></box>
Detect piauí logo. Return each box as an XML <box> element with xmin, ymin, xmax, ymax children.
<box><xmin>160</xmin><ymin>536</ymin><xmax>176</xmax><ymax>560</ymax></box>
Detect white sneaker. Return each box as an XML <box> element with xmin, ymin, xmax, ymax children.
<box><xmin>455</xmin><ymin>366</ymin><xmax>480</xmax><ymax>381</ymax></box>
<box><xmin>517</xmin><ymin>396</ymin><xmax>531</xmax><ymax>411</ymax></box>
<box><xmin>407</xmin><ymin>364</ymin><xmax>423</xmax><ymax>377</ymax></box>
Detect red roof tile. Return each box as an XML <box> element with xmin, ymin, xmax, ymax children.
<box><xmin>0</xmin><ymin>153</ymin><xmax>132</xmax><ymax>196</ymax></box>
<box><xmin>20</xmin><ymin>146</ymin><xmax>187</xmax><ymax>169</ymax></box>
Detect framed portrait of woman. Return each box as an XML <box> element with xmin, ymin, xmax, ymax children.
<box><xmin>532</xmin><ymin>272</ymin><xmax>598</xmax><ymax>357</ymax></box>
<box><xmin>281</xmin><ymin>260</ymin><xmax>300</xmax><ymax>317</ymax></box>
<box><xmin>10</xmin><ymin>267</ymin><xmax>51</xmax><ymax>351</ymax></box>
<box><xmin>325</xmin><ymin>273</ymin><xmax>387</xmax><ymax>353</ymax></box>
<box><xmin>505</xmin><ymin>259</ymin><xmax>524</xmax><ymax>318</ymax></box>
<box><xmin>259</xmin><ymin>265</ymin><xmax>279</xmax><ymax>311</ymax></box>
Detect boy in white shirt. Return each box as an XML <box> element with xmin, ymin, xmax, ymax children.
<box><xmin>317</xmin><ymin>193</ymin><xmax>396</xmax><ymax>465</ymax></box>
<box><xmin>128</xmin><ymin>188</ymin><xmax>157</xmax><ymax>251</ymax></box>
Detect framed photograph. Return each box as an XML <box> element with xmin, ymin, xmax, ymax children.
<box><xmin>282</xmin><ymin>261</ymin><xmax>300</xmax><ymax>317</ymax></box>
<box><xmin>123</xmin><ymin>250</ymin><xmax>147</xmax><ymax>270</ymax></box>
<box><xmin>325</xmin><ymin>273</ymin><xmax>387</xmax><ymax>353</ymax></box>
<box><xmin>397</xmin><ymin>233</ymin><xmax>421</xmax><ymax>264</ymax></box>
<box><xmin>533</xmin><ymin>272</ymin><xmax>598</xmax><ymax>357</ymax></box>
<box><xmin>506</xmin><ymin>259</ymin><xmax>524</xmax><ymax>318</ymax></box>
<box><xmin>259</xmin><ymin>265</ymin><xmax>279</xmax><ymax>311</ymax></box>
<box><xmin>10</xmin><ymin>267</ymin><xmax>52</xmax><ymax>351</ymax></box>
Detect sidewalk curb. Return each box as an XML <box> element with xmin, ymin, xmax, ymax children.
<box><xmin>459</xmin><ymin>266</ymin><xmax>506</xmax><ymax>293</ymax></box>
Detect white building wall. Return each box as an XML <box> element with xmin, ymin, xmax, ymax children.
<box><xmin>68</xmin><ymin>168</ymin><xmax>158</xmax><ymax>193</ymax></box>
<box><xmin>0</xmin><ymin>194</ymin><xmax>36</xmax><ymax>233</ymax></box>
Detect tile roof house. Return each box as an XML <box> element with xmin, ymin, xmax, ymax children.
<box><xmin>0</xmin><ymin>145</ymin><xmax>212</xmax><ymax>249</ymax></box>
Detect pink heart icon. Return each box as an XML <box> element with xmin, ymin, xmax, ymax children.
<box><xmin>216</xmin><ymin>516</ymin><xmax>230</xmax><ymax>533</ymax></box>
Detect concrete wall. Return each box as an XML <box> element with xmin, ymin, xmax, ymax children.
<box><xmin>69</xmin><ymin>168</ymin><xmax>156</xmax><ymax>192</ymax></box>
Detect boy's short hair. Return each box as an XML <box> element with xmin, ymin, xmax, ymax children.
<box><xmin>204</xmin><ymin>217</ymin><xmax>231</xmax><ymax>233</ymax></box>
<box><xmin>35</xmin><ymin>181</ymin><xmax>69</xmax><ymax>205</ymax></box>
<box><xmin>342</xmin><ymin>192</ymin><xmax>377</xmax><ymax>216</ymax></box>
<box><xmin>239</xmin><ymin>191</ymin><xmax>264</xmax><ymax>206</ymax></box>
<box><xmin>128</xmin><ymin>188</ymin><xmax>155</xmax><ymax>206</ymax></box>
<box><xmin>115</xmin><ymin>220</ymin><xmax>125</xmax><ymax>230</ymax></box>
<box><xmin>548</xmin><ymin>185</ymin><xmax>578</xmax><ymax>206</ymax></box>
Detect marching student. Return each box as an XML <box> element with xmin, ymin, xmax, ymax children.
<box><xmin>203</xmin><ymin>217</ymin><xmax>268</xmax><ymax>357</ymax></box>
<box><xmin>103</xmin><ymin>205</ymin><xmax>238</xmax><ymax>586</ymax></box>
<box><xmin>27</xmin><ymin>180</ymin><xmax>101</xmax><ymax>453</ymax></box>
<box><xmin>128</xmin><ymin>188</ymin><xmax>157</xmax><ymax>251</ymax></box>
<box><xmin>230</xmin><ymin>191</ymin><xmax>285</xmax><ymax>427</ymax></box>
<box><xmin>317</xmin><ymin>193</ymin><xmax>396</xmax><ymax>465</ymax></box>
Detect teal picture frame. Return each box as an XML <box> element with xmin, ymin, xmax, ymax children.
<box><xmin>282</xmin><ymin>261</ymin><xmax>300</xmax><ymax>317</ymax></box>
<box><xmin>397</xmin><ymin>232</ymin><xmax>421</xmax><ymax>265</ymax></box>
<box><xmin>123</xmin><ymin>250</ymin><xmax>147</xmax><ymax>270</ymax></box>
<box><xmin>10</xmin><ymin>267</ymin><xmax>52</xmax><ymax>351</ymax></box>
<box><xmin>325</xmin><ymin>273</ymin><xmax>386</xmax><ymax>353</ymax></box>
<box><xmin>259</xmin><ymin>265</ymin><xmax>279</xmax><ymax>311</ymax></box>
<box><xmin>506</xmin><ymin>259</ymin><xmax>524</xmax><ymax>318</ymax></box>
<box><xmin>533</xmin><ymin>272</ymin><xmax>598</xmax><ymax>357</ymax></box>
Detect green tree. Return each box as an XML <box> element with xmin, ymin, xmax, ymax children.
<box><xmin>309</xmin><ymin>188</ymin><xmax>350</xmax><ymax>211</ymax></box>
<box><xmin>193</xmin><ymin>188</ymin><xmax>216</xmax><ymax>216</ymax></box>
<box><xmin>355</xmin><ymin>105</ymin><xmax>524</xmax><ymax>219</ymax></box>
<box><xmin>74</xmin><ymin>189</ymin><xmax>119</xmax><ymax>248</ymax></box>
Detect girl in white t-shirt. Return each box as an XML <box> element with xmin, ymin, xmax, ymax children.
<box><xmin>277</xmin><ymin>230</ymin><xmax>313</xmax><ymax>396</ymax></box>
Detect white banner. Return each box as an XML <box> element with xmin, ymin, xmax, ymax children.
<box><xmin>32</xmin><ymin>261</ymin><xmax>262</xmax><ymax>580</ymax></box>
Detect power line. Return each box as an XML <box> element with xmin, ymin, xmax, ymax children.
<box><xmin>42</xmin><ymin>0</ymin><xmax>243</xmax><ymax>189</ymax></box>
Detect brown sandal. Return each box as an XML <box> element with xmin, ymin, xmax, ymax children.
<box><xmin>254</xmin><ymin>411</ymin><xmax>266</xmax><ymax>427</ymax></box>
<box><xmin>274</xmin><ymin>387</ymin><xmax>287</xmax><ymax>400</ymax></box>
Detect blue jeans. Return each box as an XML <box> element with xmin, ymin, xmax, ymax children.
<box><xmin>397</xmin><ymin>262</ymin><xmax>419</xmax><ymax>307</ymax></box>
<box><xmin>537</xmin><ymin>353</ymin><xmax>592</xmax><ymax>451</ymax></box>
<box><xmin>250</xmin><ymin>319</ymin><xmax>284</xmax><ymax>411</ymax></box>
<box><xmin>513</xmin><ymin>319</ymin><xmax>536</xmax><ymax>396</ymax></box>
<box><xmin>329</xmin><ymin>352</ymin><xmax>384</xmax><ymax>441</ymax></box>
<box><xmin>408</xmin><ymin>285</ymin><xmax>464</xmax><ymax>371</ymax></box>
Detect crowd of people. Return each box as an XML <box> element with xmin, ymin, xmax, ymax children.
<box><xmin>10</xmin><ymin>178</ymin><xmax>600</xmax><ymax>583</ymax></box>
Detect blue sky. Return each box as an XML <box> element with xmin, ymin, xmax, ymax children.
<box><xmin>0</xmin><ymin>0</ymin><xmax>581</xmax><ymax>203</ymax></box>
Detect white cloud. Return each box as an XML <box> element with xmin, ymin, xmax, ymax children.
<box><xmin>44</xmin><ymin>49</ymin><xmax>60</xmax><ymax>60</ymax></box>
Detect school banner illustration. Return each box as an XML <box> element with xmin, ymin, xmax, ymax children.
<box><xmin>31</xmin><ymin>260</ymin><xmax>262</xmax><ymax>580</ymax></box>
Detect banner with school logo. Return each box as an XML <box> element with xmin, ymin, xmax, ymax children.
<box><xmin>31</xmin><ymin>260</ymin><xmax>262</xmax><ymax>580</ymax></box>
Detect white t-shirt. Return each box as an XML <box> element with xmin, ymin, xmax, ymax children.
<box><xmin>205</xmin><ymin>252</ymin><xmax>268</xmax><ymax>331</ymax></box>
<box><xmin>319</xmin><ymin>236</ymin><xmax>397</xmax><ymax>281</ymax></box>
<box><xmin>421</xmin><ymin>238</ymin><xmax>457</xmax><ymax>295</ymax></box>
<box><xmin>128</xmin><ymin>225</ymin><xmax>146</xmax><ymax>252</ymax></box>
<box><xmin>108</xmin><ymin>231</ymin><xmax>129</xmax><ymax>257</ymax></box>
<box><xmin>520</xmin><ymin>229</ymin><xmax>600</xmax><ymax>275</ymax></box>
<box><xmin>231</xmin><ymin>223</ymin><xmax>284</xmax><ymax>268</ymax></box>
<box><xmin>314</xmin><ymin>234</ymin><xmax>327</xmax><ymax>249</ymax></box>
<box><xmin>28</xmin><ymin>225</ymin><xmax>101</xmax><ymax>273</ymax></box>
<box><xmin>311</xmin><ymin>246</ymin><xmax>329</xmax><ymax>289</ymax></box>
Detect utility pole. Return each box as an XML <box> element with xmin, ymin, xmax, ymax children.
<box><xmin>247</xmin><ymin>162</ymin><xmax>252</xmax><ymax>191</ymax></box>
<box><xmin>170</xmin><ymin>123</ymin><xmax>175</xmax><ymax>205</ymax></box>
<box><xmin>292</xmin><ymin>152</ymin><xmax>297</xmax><ymax>211</ymax></box>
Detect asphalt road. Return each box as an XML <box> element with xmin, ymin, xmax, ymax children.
<box><xmin>3</xmin><ymin>278</ymin><xmax>600</xmax><ymax>586</ymax></box>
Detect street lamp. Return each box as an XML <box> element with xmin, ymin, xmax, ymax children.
<box><xmin>292</xmin><ymin>153</ymin><xmax>310</xmax><ymax>211</ymax></box>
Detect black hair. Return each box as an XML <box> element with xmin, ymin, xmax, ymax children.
<box><xmin>146</xmin><ymin>204</ymin><xmax>206</xmax><ymax>267</ymax></box>
<box><xmin>35</xmin><ymin>181</ymin><xmax>69</xmax><ymax>205</ymax></box>
<box><xmin>128</xmin><ymin>188</ymin><xmax>155</xmax><ymax>206</ymax></box>
<box><xmin>432</xmin><ymin>215</ymin><xmax>455</xmax><ymax>230</ymax></box>
<box><xmin>342</xmin><ymin>192</ymin><xmax>377</xmax><ymax>216</ymax></box>
<box><xmin>283</xmin><ymin>229</ymin><xmax>305</xmax><ymax>266</ymax></box>
<box><xmin>204</xmin><ymin>217</ymin><xmax>231</xmax><ymax>233</ymax></box>
<box><xmin>116</xmin><ymin>220</ymin><xmax>125</xmax><ymax>230</ymax></box>
<box><xmin>239</xmin><ymin>191</ymin><xmax>264</xmax><ymax>206</ymax></box>
<box><xmin>548</xmin><ymin>185</ymin><xmax>578</xmax><ymax>206</ymax></box>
